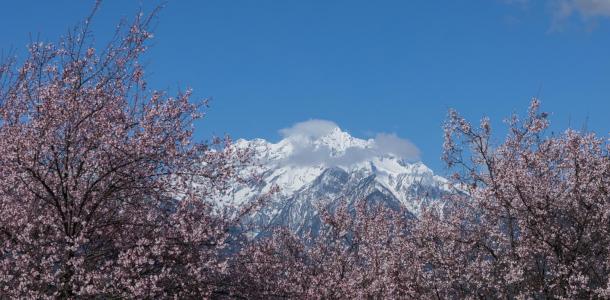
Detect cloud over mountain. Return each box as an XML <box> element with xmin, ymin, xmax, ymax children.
<box><xmin>279</xmin><ymin>119</ymin><xmax>339</xmax><ymax>140</ymax></box>
<box><xmin>278</xmin><ymin>120</ymin><xmax>420</xmax><ymax>167</ymax></box>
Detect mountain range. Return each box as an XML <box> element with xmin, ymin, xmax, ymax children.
<box><xmin>222</xmin><ymin>125</ymin><xmax>453</xmax><ymax>237</ymax></box>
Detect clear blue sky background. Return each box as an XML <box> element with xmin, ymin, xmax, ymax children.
<box><xmin>2</xmin><ymin>0</ymin><xmax>610</xmax><ymax>173</ymax></box>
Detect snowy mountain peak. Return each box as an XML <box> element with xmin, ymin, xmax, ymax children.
<box><xmin>223</xmin><ymin>121</ymin><xmax>455</xmax><ymax>237</ymax></box>
<box><xmin>277</xmin><ymin>125</ymin><xmax>369</xmax><ymax>156</ymax></box>
<box><xmin>238</xmin><ymin>121</ymin><xmax>421</xmax><ymax>168</ymax></box>
<box><xmin>309</xmin><ymin>127</ymin><xmax>366</xmax><ymax>151</ymax></box>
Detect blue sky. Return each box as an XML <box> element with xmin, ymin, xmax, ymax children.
<box><xmin>2</xmin><ymin>1</ymin><xmax>610</xmax><ymax>173</ymax></box>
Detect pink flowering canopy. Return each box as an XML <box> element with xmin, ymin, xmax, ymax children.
<box><xmin>0</xmin><ymin>6</ymin><xmax>255</xmax><ymax>298</ymax></box>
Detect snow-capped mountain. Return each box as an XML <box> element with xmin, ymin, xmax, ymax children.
<box><xmin>224</xmin><ymin>123</ymin><xmax>453</xmax><ymax>237</ymax></box>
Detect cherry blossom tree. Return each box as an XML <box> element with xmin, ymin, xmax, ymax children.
<box><xmin>0</xmin><ymin>5</ymin><xmax>257</xmax><ymax>298</ymax></box>
<box><xmin>230</xmin><ymin>201</ymin><xmax>429</xmax><ymax>299</ymax></box>
<box><xmin>431</xmin><ymin>99</ymin><xmax>610</xmax><ymax>298</ymax></box>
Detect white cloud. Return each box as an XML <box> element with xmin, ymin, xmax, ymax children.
<box><xmin>373</xmin><ymin>133</ymin><xmax>420</xmax><ymax>160</ymax></box>
<box><xmin>278</xmin><ymin>120</ymin><xmax>420</xmax><ymax>167</ymax></box>
<box><xmin>279</xmin><ymin>119</ymin><xmax>339</xmax><ymax>140</ymax></box>
<box><xmin>504</xmin><ymin>0</ymin><xmax>610</xmax><ymax>29</ymax></box>
<box><xmin>549</xmin><ymin>0</ymin><xmax>610</xmax><ymax>30</ymax></box>
<box><xmin>556</xmin><ymin>0</ymin><xmax>610</xmax><ymax>17</ymax></box>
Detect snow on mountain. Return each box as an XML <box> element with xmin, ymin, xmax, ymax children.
<box><xmin>222</xmin><ymin>122</ymin><xmax>453</xmax><ymax>237</ymax></box>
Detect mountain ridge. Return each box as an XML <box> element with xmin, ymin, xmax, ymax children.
<box><xmin>222</xmin><ymin>125</ymin><xmax>452</xmax><ymax>237</ymax></box>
